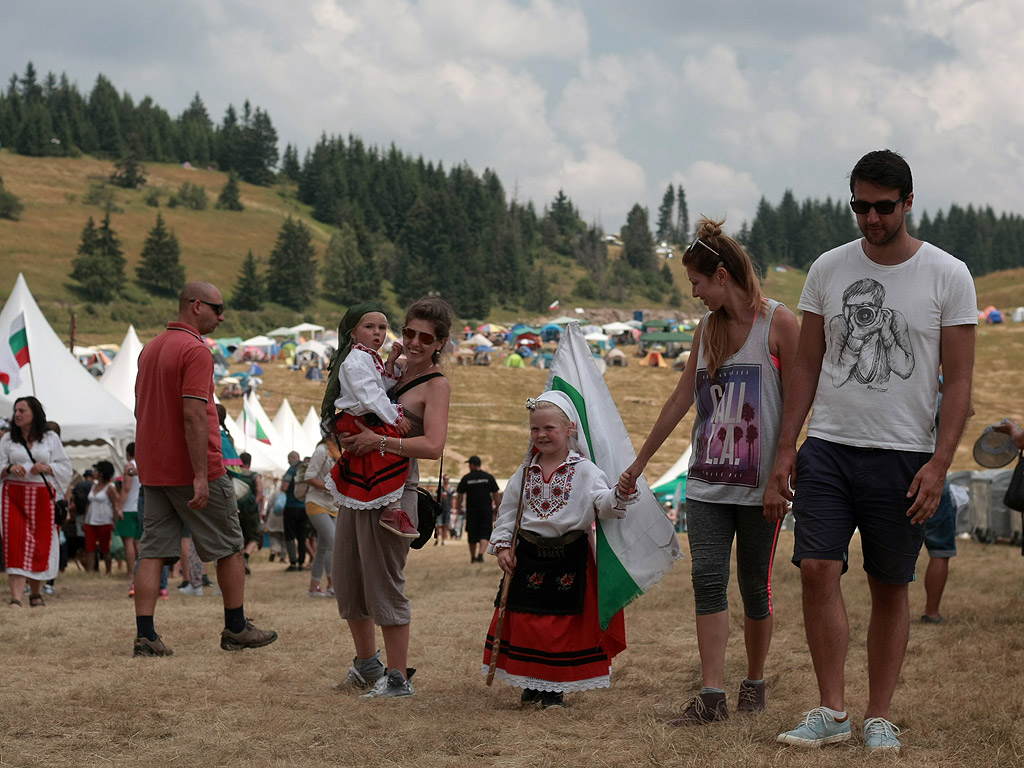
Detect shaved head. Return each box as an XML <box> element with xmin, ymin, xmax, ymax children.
<box><xmin>179</xmin><ymin>281</ymin><xmax>221</xmax><ymax>312</ymax></box>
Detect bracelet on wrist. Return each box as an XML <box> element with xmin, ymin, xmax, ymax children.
<box><xmin>398</xmin><ymin>438</ymin><xmax>403</xmax><ymax>456</ymax></box>
<box><xmin>379</xmin><ymin>435</ymin><xmax>387</xmax><ymax>457</ymax></box>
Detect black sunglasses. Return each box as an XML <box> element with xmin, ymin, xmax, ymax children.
<box><xmin>402</xmin><ymin>327</ymin><xmax>436</xmax><ymax>345</ymax></box>
<box><xmin>194</xmin><ymin>298</ymin><xmax>225</xmax><ymax>315</ymax></box>
<box><xmin>849</xmin><ymin>195</ymin><xmax>907</xmax><ymax>216</ymax></box>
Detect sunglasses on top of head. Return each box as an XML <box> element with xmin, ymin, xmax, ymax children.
<box><xmin>402</xmin><ymin>327</ymin><xmax>436</xmax><ymax>345</ymax></box>
<box><xmin>194</xmin><ymin>298</ymin><xmax>225</xmax><ymax>315</ymax></box>
<box><xmin>688</xmin><ymin>237</ymin><xmax>720</xmax><ymax>258</ymax></box>
<box><xmin>849</xmin><ymin>195</ymin><xmax>907</xmax><ymax>216</ymax></box>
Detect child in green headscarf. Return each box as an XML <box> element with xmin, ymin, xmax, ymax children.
<box><xmin>320</xmin><ymin>303</ymin><xmax>416</xmax><ymax>538</ymax></box>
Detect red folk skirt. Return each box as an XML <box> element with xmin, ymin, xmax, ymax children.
<box><xmin>328</xmin><ymin>413</ymin><xmax>409</xmax><ymax>510</ymax></box>
<box><xmin>482</xmin><ymin>553</ymin><xmax>626</xmax><ymax>693</ymax></box>
<box><xmin>2</xmin><ymin>480</ymin><xmax>58</xmax><ymax>577</ymax></box>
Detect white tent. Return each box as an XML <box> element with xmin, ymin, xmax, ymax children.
<box><xmin>649</xmin><ymin>444</ymin><xmax>692</xmax><ymax>491</ymax></box>
<box><xmin>302</xmin><ymin>406</ymin><xmax>323</xmax><ymax>446</ymax></box>
<box><xmin>222</xmin><ymin>411</ymin><xmax>288</xmax><ymax>474</ymax></box>
<box><xmin>295</xmin><ymin>339</ymin><xmax>331</xmax><ymax>363</ymax></box>
<box><xmin>602</xmin><ymin>321</ymin><xmax>635</xmax><ymax>336</ymax></box>
<box><xmin>272</xmin><ymin>398</ymin><xmax>317</xmax><ymax>457</ymax></box>
<box><xmin>266</xmin><ymin>326</ymin><xmax>296</xmax><ymax>338</ymax></box>
<box><xmin>100</xmin><ymin>325</ymin><xmax>144</xmax><ymax>413</ymax></box>
<box><xmin>232</xmin><ymin>393</ymin><xmax>292</xmax><ymax>469</ymax></box>
<box><xmin>0</xmin><ymin>274</ymin><xmax>136</xmax><ymax>462</ymax></box>
<box><xmin>289</xmin><ymin>322</ymin><xmax>325</xmax><ymax>336</ymax></box>
<box><xmin>464</xmin><ymin>333</ymin><xmax>492</xmax><ymax>347</ymax></box>
<box><xmin>241</xmin><ymin>335</ymin><xmax>277</xmax><ymax>349</ymax></box>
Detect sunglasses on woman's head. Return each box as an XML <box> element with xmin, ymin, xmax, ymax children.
<box><xmin>402</xmin><ymin>327</ymin><xmax>436</xmax><ymax>345</ymax></box>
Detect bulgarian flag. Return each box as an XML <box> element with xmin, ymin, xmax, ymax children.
<box><xmin>546</xmin><ymin>321</ymin><xmax>683</xmax><ymax>629</ymax></box>
<box><xmin>0</xmin><ymin>312</ymin><xmax>29</xmax><ymax>395</ymax></box>
<box><xmin>241</xmin><ymin>398</ymin><xmax>271</xmax><ymax>444</ymax></box>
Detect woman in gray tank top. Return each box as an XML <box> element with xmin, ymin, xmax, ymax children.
<box><xmin>619</xmin><ymin>217</ymin><xmax>799</xmax><ymax>726</ymax></box>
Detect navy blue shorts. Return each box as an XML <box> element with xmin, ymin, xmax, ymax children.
<box><xmin>791</xmin><ymin>437</ymin><xmax>930</xmax><ymax>584</ymax></box>
<box><xmin>924</xmin><ymin>483</ymin><xmax>957</xmax><ymax>558</ymax></box>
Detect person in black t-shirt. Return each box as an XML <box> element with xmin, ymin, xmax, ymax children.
<box><xmin>455</xmin><ymin>456</ymin><xmax>499</xmax><ymax>563</ymax></box>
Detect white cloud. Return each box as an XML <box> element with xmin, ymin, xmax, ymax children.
<box><xmin>683</xmin><ymin>44</ymin><xmax>755</xmax><ymax>112</ymax></box>
<box><xmin>555</xmin><ymin>55</ymin><xmax>634</xmax><ymax>144</ymax></box>
<box><xmin>677</xmin><ymin>161</ymin><xmax>762</xmax><ymax>230</ymax></box>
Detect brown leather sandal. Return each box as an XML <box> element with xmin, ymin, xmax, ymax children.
<box><xmin>28</xmin><ymin>594</ymin><xmax>45</xmax><ymax>607</ymax></box>
<box><xmin>9</xmin><ymin>599</ymin><xmax>22</xmax><ymax>607</ymax></box>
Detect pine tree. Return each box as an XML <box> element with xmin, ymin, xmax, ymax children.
<box><xmin>110</xmin><ymin>151</ymin><xmax>147</xmax><ymax>188</ymax></box>
<box><xmin>265</xmin><ymin>216</ymin><xmax>317</xmax><ymax>309</ymax></box>
<box><xmin>676</xmin><ymin>184</ymin><xmax>689</xmax><ymax>243</ymax></box>
<box><xmin>136</xmin><ymin>213</ymin><xmax>184</xmax><ymax>296</ymax></box>
<box><xmin>216</xmin><ymin>171</ymin><xmax>244</xmax><ymax>211</ymax></box>
<box><xmin>656</xmin><ymin>184</ymin><xmax>675</xmax><ymax>242</ymax></box>
<box><xmin>0</xmin><ymin>171</ymin><xmax>24</xmax><ymax>221</ymax></box>
<box><xmin>88</xmin><ymin>74</ymin><xmax>123</xmax><ymax>158</ymax></box>
<box><xmin>621</xmin><ymin>204</ymin><xmax>656</xmax><ymax>271</ymax></box>
<box><xmin>281</xmin><ymin>143</ymin><xmax>301</xmax><ymax>181</ymax></box>
<box><xmin>70</xmin><ymin>211</ymin><xmax>125</xmax><ymax>302</ymax></box>
<box><xmin>231</xmin><ymin>250</ymin><xmax>266</xmax><ymax>311</ymax></box>
<box><xmin>320</xmin><ymin>224</ymin><xmax>368</xmax><ymax>305</ymax></box>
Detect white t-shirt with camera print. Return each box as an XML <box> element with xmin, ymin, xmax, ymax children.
<box><xmin>798</xmin><ymin>239</ymin><xmax>976</xmax><ymax>452</ymax></box>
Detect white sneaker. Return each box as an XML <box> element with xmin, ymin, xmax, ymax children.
<box><xmin>308</xmin><ymin>588</ymin><xmax>328</xmax><ymax>598</ymax></box>
<box><xmin>178</xmin><ymin>584</ymin><xmax>204</xmax><ymax>596</ymax></box>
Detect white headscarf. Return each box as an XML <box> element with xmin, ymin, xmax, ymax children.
<box><xmin>527</xmin><ymin>390</ymin><xmax>589</xmax><ymax>460</ymax></box>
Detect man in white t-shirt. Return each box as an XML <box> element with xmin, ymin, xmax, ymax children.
<box><xmin>765</xmin><ymin>150</ymin><xmax>977</xmax><ymax>754</ymax></box>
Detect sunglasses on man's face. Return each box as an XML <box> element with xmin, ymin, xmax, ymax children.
<box><xmin>849</xmin><ymin>195</ymin><xmax>906</xmax><ymax>216</ymax></box>
<box><xmin>194</xmin><ymin>298</ymin><xmax>225</xmax><ymax>315</ymax></box>
<box><xmin>402</xmin><ymin>327</ymin><xmax>436</xmax><ymax>345</ymax></box>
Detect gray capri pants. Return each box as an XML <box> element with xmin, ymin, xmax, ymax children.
<box><xmin>686</xmin><ymin>498</ymin><xmax>781</xmax><ymax>619</ymax></box>
<box><xmin>332</xmin><ymin>482</ymin><xmax>418</xmax><ymax>627</ymax></box>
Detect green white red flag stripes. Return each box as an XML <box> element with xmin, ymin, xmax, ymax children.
<box><xmin>545</xmin><ymin>321</ymin><xmax>682</xmax><ymax>629</ymax></box>
<box><xmin>0</xmin><ymin>312</ymin><xmax>29</xmax><ymax>395</ymax></box>
<box><xmin>242</xmin><ymin>397</ymin><xmax>272</xmax><ymax>444</ymax></box>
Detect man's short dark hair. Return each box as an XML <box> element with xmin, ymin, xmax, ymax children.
<box><xmin>849</xmin><ymin>150</ymin><xmax>913</xmax><ymax>199</ymax></box>
<box><xmin>240</xmin><ymin>452</ymin><xmax>252</xmax><ymax>466</ymax></box>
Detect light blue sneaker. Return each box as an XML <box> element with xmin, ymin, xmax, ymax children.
<box><xmin>777</xmin><ymin>707</ymin><xmax>852</xmax><ymax>747</ymax></box>
<box><xmin>863</xmin><ymin>717</ymin><xmax>902</xmax><ymax>752</ymax></box>
<box><xmin>360</xmin><ymin>668</ymin><xmax>414</xmax><ymax>699</ymax></box>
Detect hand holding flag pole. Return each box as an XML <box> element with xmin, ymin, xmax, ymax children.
<box><xmin>485</xmin><ymin>449</ymin><xmax>532</xmax><ymax>686</ymax></box>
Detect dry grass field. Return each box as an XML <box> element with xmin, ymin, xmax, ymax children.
<box><xmin>0</xmin><ymin>322</ymin><xmax>1021</xmax><ymax>767</ymax></box>
<box><xmin>1</xmin><ymin>528</ymin><xmax>1021</xmax><ymax>767</ymax></box>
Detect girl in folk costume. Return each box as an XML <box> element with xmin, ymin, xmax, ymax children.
<box><xmin>322</xmin><ymin>303</ymin><xmax>415</xmax><ymax>538</ymax></box>
<box><xmin>483</xmin><ymin>391</ymin><xmax>638</xmax><ymax>708</ymax></box>
<box><xmin>619</xmin><ymin>217</ymin><xmax>799</xmax><ymax>725</ymax></box>
<box><xmin>0</xmin><ymin>396</ymin><xmax>72</xmax><ymax>607</ymax></box>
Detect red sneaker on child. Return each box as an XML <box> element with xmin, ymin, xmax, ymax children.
<box><xmin>379</xmin><ymin>508</ymin><xmax>419</xmax><ymax>538</ymax></box>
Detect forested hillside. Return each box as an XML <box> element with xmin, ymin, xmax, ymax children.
<box><xmin>2</xmin><ymin>61</ymin><xmax>1023</xmax><ymax>341</ymax></box>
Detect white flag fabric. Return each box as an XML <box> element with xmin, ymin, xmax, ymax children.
<box><xmin>545</xmin><ymin>321</ymin><xmax>682</xmax><ymax>628</ymax></box>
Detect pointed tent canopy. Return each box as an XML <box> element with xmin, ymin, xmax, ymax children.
<box><xmin>234</xmin><ymin>393</ymin><xmax>292</xmax><ymax>466</ymax></box>
<box><xmin>0</xmin><ymin>274</ymin><xmax>135</xmax><ymax>452</ymax></box>
<box><xmin>302</xmin><ymin>406</ymin><xmax>322</xmax><ymax>446</ymax></box>
<box><xmin>272</xmin><ymin>398</ymin><xmax>317</xmax><ymax>457</ymax></box>
<box><xmin>222</xmin><ymin>411</ymin><xmax>288</xmax><ymax>474</ymax></box>
<box><xmin>649</xmin><ymin>445</ymin><xmax>692</xmax><ymax>502</ymax></box>
<box><xmin>100</xmin><ymin>325</ymin><xmax>145</xmax><ymax>413</ymax></box>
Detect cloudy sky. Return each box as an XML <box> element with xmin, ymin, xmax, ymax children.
<box><xmin>3</xmin><ymin>0</ymin><xmax>1022</xmax><ymax>233</ymax></box>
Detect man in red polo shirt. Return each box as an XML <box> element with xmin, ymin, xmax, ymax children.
<box><xmin>132</xmin><ymin>281</ymin><xmax>277</xmax><ymax>656</ymax></box>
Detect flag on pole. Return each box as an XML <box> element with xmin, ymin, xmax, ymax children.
<box><xmin>545</xmin><ymin>321</ymin><xmax>682</xmax><ymax>629</ymax></box>
<box><xmin>241</xmin><ymin>396</ymin><xmax>272</xmax><ymax>444</ymax></box>
<box><xmin>547</xmin><ymin>299</ymin><xmax>559</xmax><ymax>312</ymax></box>
<box><xmin>0</xmin><ymin>312</ymin><xmax>29</xmax><ymax>395</ymax></box>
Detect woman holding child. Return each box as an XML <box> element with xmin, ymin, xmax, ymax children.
<box><xmin>324</xmin><ymin>297</ymin><xmax>454</xmax><ymax>699</ymax></box>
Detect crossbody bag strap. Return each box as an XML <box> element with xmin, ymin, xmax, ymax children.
<box><xmin>22</xmin><ymin>443</ymin><xmax>56</xmax><ymax>500</ymax></box>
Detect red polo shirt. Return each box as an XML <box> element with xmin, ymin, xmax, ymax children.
<box><xmin>135</xmin><ymin>321</ymin><xmax>225</xmax><ymax>486</ymax></box>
